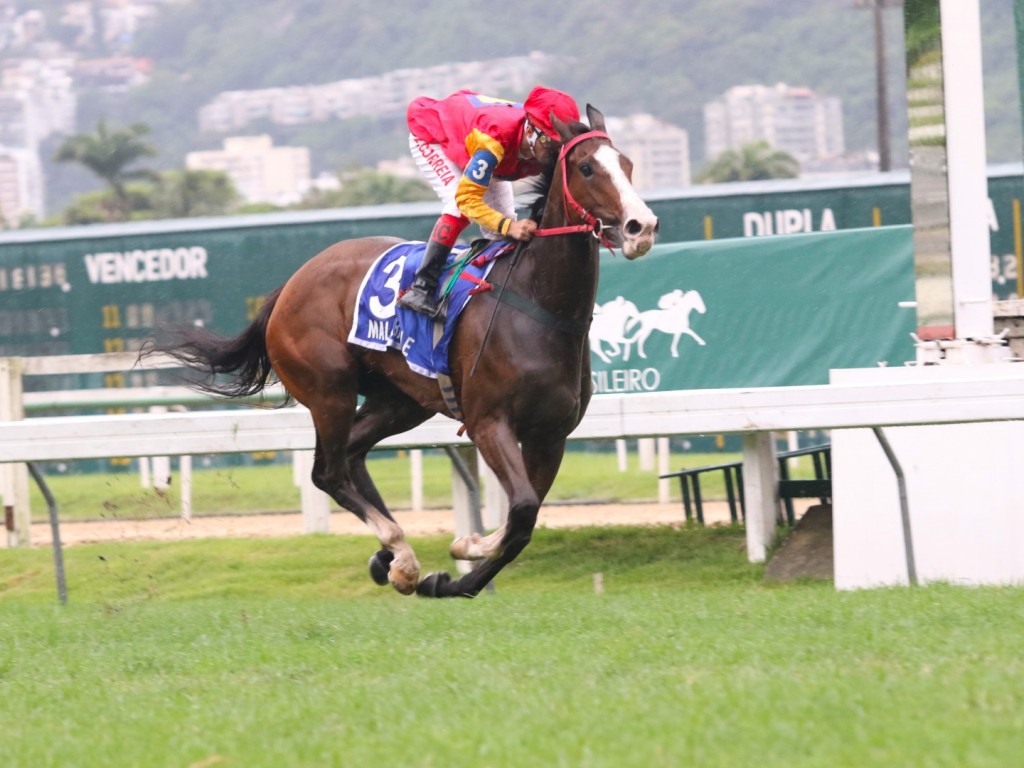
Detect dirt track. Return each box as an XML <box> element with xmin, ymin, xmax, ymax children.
<box><xmin>28</xmin><ymin>500</ymin><xmax>780</xmax><ymax>548</ymax></box>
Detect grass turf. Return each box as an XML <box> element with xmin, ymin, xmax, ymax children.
<box><xmin>2</xmin><ymin>526</ymin><xmax>1022</xmax><ymax>767</ymax></box>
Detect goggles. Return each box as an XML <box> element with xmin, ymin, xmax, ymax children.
<box><xmin>525</xmin><ymin>121</ymin><xmax>550</xmax><ymax>153</ymax></box>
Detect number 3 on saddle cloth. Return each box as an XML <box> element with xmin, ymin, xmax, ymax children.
<box><xmin>348</xmin><ymin>239</ymin><xmax>515</xmax><ymax>382</ymax></box>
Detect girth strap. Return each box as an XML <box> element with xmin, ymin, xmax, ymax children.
<box><xmin>493</xmin><ymin>288</ymin><xmax>590</xmax><ymax>336</ymax></box>
<box><xmin>432</xmin><ymin>317</ymin><xmax>465</xmax><ymax>422</ymax></box>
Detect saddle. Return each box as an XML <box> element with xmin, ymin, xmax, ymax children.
<box><xmin>348</xmin><ymin>238</ymin><xmax>515</xmax><ymax>379</ymax></box>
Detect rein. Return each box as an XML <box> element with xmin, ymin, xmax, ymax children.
<box><xmin>533</xmin><ymin>130</ymin><xmax>618</xmax><ymax>249</ymax></box>
<box><xmin>467</xmin><ymin>129</ymin><xmax>611</xmax><ymax>378</ymax></box>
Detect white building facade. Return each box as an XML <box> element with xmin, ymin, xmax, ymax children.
<box><xmin>0</xmin><ymin>57</ymin><xmax>75</xmax><ymax>221</ymax></box>
<box><xmin>186</xmin><ymin>135</ymin><xmax>311</xmax><ymax>206</ymax></box>
<box><xmin>198</xmin><ymin>52</ymin><xmax>561</xmax><ymax>133</ymax></box>
<box><xmin>703</xmin><ymin>83</ymin><xmax>844</xmax><ymax>164</ymax></box>
<box><xmin>0</xmin><ymin>145</ymin><xmax>43</xmax><ymax>226</ymax></box>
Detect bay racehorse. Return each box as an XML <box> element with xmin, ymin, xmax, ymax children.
<box><xmin>142</xmin><ymin>105</ymin><xmax>658</xmax><ymax>597</ymax></box>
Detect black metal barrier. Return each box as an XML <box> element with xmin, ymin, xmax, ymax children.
<box><xmin>660</xmin><ymin>444</ymin><xmax>831</xmax><ymax>526</ymax></box>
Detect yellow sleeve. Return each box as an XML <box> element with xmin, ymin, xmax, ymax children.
<box><xmin>454</xmin><ymin>128</ymin><xmax>513</xmax><ymax>235</ymax></box>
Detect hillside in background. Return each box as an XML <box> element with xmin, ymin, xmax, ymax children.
<box><xmin>39</xmin><ymin>0</ymin><xmax>1024</xmax><ymax>210</ymax></box>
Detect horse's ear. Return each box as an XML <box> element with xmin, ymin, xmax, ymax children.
<box><xmin>586</xmin><ymin>104</ymin><xmax>606</xmax><ymax>132</ymax></box>
<box><xmin>551</xmin><ymin>110</ymin><xmax>574</xmax><ymax>143</ymax></box>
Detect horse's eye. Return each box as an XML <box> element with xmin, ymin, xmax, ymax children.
<box><xmin>579</xmin><ymin>163</ymin><xmax>594</xmax><ymax>178</ymax></box>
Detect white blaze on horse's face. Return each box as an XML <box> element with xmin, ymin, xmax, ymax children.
<box><xmin>593</xmin><ymin>145</ymin><xmax>659</xmax><ymax>260</ymax></box>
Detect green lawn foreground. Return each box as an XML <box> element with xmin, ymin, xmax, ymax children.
<box><xmin>2</xmin><ymin>525</ymin><xmax>1023</xmax><ymax>767</ymax></box>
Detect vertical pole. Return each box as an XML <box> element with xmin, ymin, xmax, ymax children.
<box><xmin>478</xmin><ymin>451</ymin><xmax>508</xmax><ymax>529</ymax></box>
<box><xmin>179</xmin><ymin>455</ymin><xmax>193</xmax><ymax>521</ymax></box>
<box><xmin>940</xmin><ymin>0</ymin><xmax>994</xmax><ymax>338</ymax></box>
<box><xmin>615</xmin><ymin>439</ymin><xmax>628</xmax><ymax>472</ymax></box>
<box><xmin>1015</xmin><ymin>0</ymin><xmax>1024</xmax><ymax>172</ymax></box>
<box><xmin>447</xmin><ymin>445</ymin><xmax>481</xmax><ymax>576</ymax></box>
<box><xmin>637</xmin><ymin>438</ymin><xmax>656</xmax><ymax>471</ymax></box>
<box><xmin>294</xmin><ymin>450</ymin><xmax>330</xmax><ymax>533</ymax></box>
<box><xmin>874</xmin><ymin>2</ymin><xmax>892</xmax><ymax>171</ymax></box>
<box><xmin>410</xmin><ymin>449</ymin><xmax>424</xmax><ymax>513</ymax></box>
<box><xmin>1013</xmin><ymin>0</ymin><xmax>1024</xmax><ymax>299</ymax></box>
<box><xmin>872</xmin><ymin>428</ymin><xmax>918</xmax><ymax>585</ymax></box>
<box><xmin>1013</xmin><ymin>198</ymin><xmax>1023</xmax><ymax>299</ymax></box>
<box><xmin>656</xmin><ymin>437</ymin><xmax>670</xmax><ymax>503</ymax></box>
<box><xmin>27</xmin><ymin>462</ymin><xmax>66</xmax><ymax>605</ymax></box>
<box><xmin>741</xmin><ymin>432</ymin><xmax>779</xmax><ymax>563</ymax></box>
<box><xmin>147</xmin><ymin>406</ymin><xmax>171</xmax><ymax>491</ymax></box>
<box><xmin>0</xmin><ymin>357</ymin><xmax>29</xmax><ymax>547</ymax></box>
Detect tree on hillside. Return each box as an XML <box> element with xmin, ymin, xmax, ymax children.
<box><xmin>293</xmin><ymin>168</ymin><xmax>434</xmax><ymax>209</ymax></box>
<box><xmin>54</xmin><ymin>169</ymin><xmax>241</xmax><ymax>225</ymax></box>
<box><xmin>150</xmin><ymin>169</ymin><xmax>240</xmax><ymax>219</ymax></box>
<box><xmin>59</xmin><ymin>186</ymin><xmax>153</xmax><ymax>226</ymax></box>
<box><xmin>53</xmin><ymin>119</ymin><xmax>158</xmax><ymax>220</ymax></box>
<box><xmin>695</xmin><ymin>141</ymin><xmax>800</xmax><ymax>184</ymax></box>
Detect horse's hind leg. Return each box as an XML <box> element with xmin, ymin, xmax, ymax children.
<box><xmin>344</xmin><ymin>381</ymin><xmax>433</xmax><ymax>588</ymax></box>
<box><xmin>304</xmin><ymin>386</ymin><xmax>423</xmax><ymax>596</ymax></box>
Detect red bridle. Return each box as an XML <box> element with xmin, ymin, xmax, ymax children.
<box><xmin>533</xmin><ymin>130</ymin><xmax>618</xmax><ymax>249</ymax></box>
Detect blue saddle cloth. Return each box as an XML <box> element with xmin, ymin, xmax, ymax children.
<box><xmin>347</xmin><ymin>240</ymin><xmax>513</xmax><ymax>378</ymax></box>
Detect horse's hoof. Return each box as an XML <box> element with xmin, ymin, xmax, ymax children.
<box><xmin>389</xmin><ymin>569</ymin><xmax>418</xmax><ymax>596</ymax></box>
<box><xmin>368</xmin><ymin>549</ymin><xmax>394</xmax><ymax>586</ymax></box>
<box><xmin>416</xmin><ymin>571</ymin><xmax>453</xmax><ymax>598</ymax></box>
<box><xmin>386</xmin><ymin>550</ymin><xmax>421</xmax><ymax>596</ymax></box>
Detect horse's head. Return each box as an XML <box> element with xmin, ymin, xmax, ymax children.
<box><xmin>549</xmin><ymin>105</ymin><xmax>659</xmax><ymax>260</ymax></box>
<box><xmin>688</xmin><ymin>290</ymin><xmax>707</xmax><ymax>314</ymax></box>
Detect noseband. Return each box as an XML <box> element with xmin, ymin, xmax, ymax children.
<box><xmin>533</xmin><ymin>130</ymin><xmax>618</xmax><ymax>249</ymax></box>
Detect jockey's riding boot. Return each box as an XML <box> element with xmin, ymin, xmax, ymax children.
<box><xmin>397</xmin><ymin>239</ymin><xmax>451</xmax><ymax>321</ymax></box>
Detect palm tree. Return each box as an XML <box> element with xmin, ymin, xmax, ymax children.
<box><xmin>696</xmin><ymin>141</ymin><xmax>799</xmax><ymax>184</ymax></box>
<box><xmin>54</xmin><ymin>119</ymin><xmax>158</xmax><ymax>218</ymax></box>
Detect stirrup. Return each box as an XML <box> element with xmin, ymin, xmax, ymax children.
<box><xmin>398</xmin><ymin>286</ymin><xmax>447</xmax><ymax>321</ymax></box>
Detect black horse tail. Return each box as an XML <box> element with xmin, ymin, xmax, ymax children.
<box><xmin>139</xmin><ymin>286</ymin><xmax>286</xmax><ymax>402</ymax></box>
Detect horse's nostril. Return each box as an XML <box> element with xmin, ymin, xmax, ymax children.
<box><xmin>625</xmin><ymin>219</ymin><xmax>643</xmax><ymax>236</ymax></box>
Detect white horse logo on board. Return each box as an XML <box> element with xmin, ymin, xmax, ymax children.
<box><xmin>590</xmin><ymin>289</ymin><xmax>707</xmax><ymax>363</ymax></box>
<box><xmin>590</xmin><ymin>296</ymin><xmax>641</xmax><ymax>363</ymax></box>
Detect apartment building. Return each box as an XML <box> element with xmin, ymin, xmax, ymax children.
<box><xmin>0</xmin><ymin>145</ymin><xmax>44</xmax><ymax>226</ymax></box>
<box><xmin>198</xmin><ymin>51</ymin><xmax>560</xmax><ymax>133</ymax></box>
<box><xmin>0</xmin><ymin>57</ymin><xmax>75</xmax><ymax>221</ymax></box>
<box><xmin>186</xmin><ymin>135</ymin><xmax>311</xmax><ymax>206</ymax></box>
<box><xmin>0</xmin><ymin>57</ymin><xmax>77</xmax><ymax>146</ymax></box>
<box><xmin>703</xmin><ymin>83</ymin><xmax>844</xmax><ymax>163</ymax></box>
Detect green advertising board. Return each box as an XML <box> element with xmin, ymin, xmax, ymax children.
<box><xmin>591</xmin><ymin>226</ymin><xmax>916</xmax><ymax>392</ymax></box>
<box><xmin>0</xmin><ymin>206</ymin><xmax>439</xmax><ymax>374</ymax></box>
<box><xmin>646</xmin><ymin>166</ymin><xmax>1023</xmax><ymax>297</ymax></box>
<box><xmin>0</xmin><ymin>168</ymin><xmax>1008</xmax><ymax>387</ymax></box>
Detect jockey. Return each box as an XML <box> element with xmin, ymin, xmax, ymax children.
<box><xmin>400</xmin><ymin>85</ymin><xmax>580</xmax><ymax>319</ymax></box>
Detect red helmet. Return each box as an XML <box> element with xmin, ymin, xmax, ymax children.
<box><xmin>523</xmin><ymin>86</ymin><xmax>579</xmax><ymax>140</ymax></box>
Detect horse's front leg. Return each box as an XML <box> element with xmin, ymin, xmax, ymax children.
<box><xmin>417</xmin><ymin>419</ymin><xmax>553</xmax><ymax>598</ymax></box>
<box><xmin>447</xmin><ymin>434</ymin><xmax>568</xmax><ymax>569</ymax></box>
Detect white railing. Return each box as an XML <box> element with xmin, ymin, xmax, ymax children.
<box><xmin>3</xmin><ymin>353</ymin><xmax>1024</xmax><ymax>562</ymax></box>
<box><xmin>6</xmin><ymin>376</ymin><xmax>1024</xmax><ymax>460</ymax></box>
